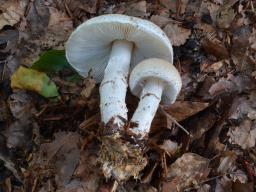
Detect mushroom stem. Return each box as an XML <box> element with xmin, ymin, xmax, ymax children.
<box><xmin>131</xmin><ymin>78</ymin><xmax>164</xmax><ymax>138</ymax></box>
<box><xmin>100</xmin><ymin>40</ymin><xmax>133</xmax><ymax>127</ymax></box>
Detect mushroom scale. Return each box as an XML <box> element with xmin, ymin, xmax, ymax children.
<box><xmin>129</xmin><ymin>58</ymin><xmax>182</xmax><ymax>138</ymax></box>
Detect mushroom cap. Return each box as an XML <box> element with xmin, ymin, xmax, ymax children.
<box><xmin>129</xmin><ymin>58</ymin><xmax>182</xmax><ymax>105</ymax></box>
<box><xmin>66</xmin><ymin>14</ymin><xmax>173</xmax><ymax>82</ymax></box>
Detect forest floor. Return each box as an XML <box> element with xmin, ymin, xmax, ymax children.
<box><xmin>0</xmin><ymin>0</ymin><xmax>256</xmax><ymax>191</ymax></box>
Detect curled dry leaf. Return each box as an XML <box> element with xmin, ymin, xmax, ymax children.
<box><xmin>201</xmin><ymin>60</ymin><xmax>227</xmax><ymax>73</ymax></box>
<box><xmin>227</xmin><ymin>119</ymin><xmax>256</xmax><ymax>149</ymax></box>
<box><xmin>164</xmin><ymin>23</ymin><xmax>191</xmax><ymax>46</ymax></box>
<box><xmin>163</xmin><ymin>153</ymin><xmax>210</xmax><ymax>191</ymax></box>
<box><xmin>0</xmin><ymin>0</ymin><xmax>27</xmax><ymax>30</ymax></box>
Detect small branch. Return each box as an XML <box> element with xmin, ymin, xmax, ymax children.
<box><xmin>159</xmin><ymin>106</ymin><xmax>191</xmax><ymax>136</ymax></box>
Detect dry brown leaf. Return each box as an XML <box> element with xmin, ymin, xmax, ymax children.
<box><xmin>159</xmin><ymin>0</ymin><xmax>176</xmax><ymax>12</ymax></box>
<box><xmin>217</xmin><ymin>8</ymin><xmax>236</xmax><ymax>29</ymax></box>
<box><xmin>39</xmin><ymin>132</ymin><xmax>80</xmax><ymax>186</ymax></box>
<box><xmin>208</xmin><ymin>74</ymin><xmax>252</xmax><ymax>96</ymax></box>
<box><xmin>150</xmin><ymin>15</ymin><xmax>170</xmax><ymax>28</ymax></box>
<box><xmin>201</xmin><ymin>38</ymin><xmax>229</xmax><ymax>59</ymax></box>
<box><xmin>125</xmin><ymin>1</ymin><xmax>147</xmax><ymax>18</ymax></box>
<box><xmin>228</xmin><ymin>95</ymin><xmax>256</xmax><ymax>120</ymax></box>
<box><xmin>163</xmin><ymin>153</ymin><xmax>210</xmax><ymax>191</ymax></box>
<box><xmin>164</xmin><ymin>101</ymin><xmax>209</xmax><ymax>122</ymax></box>
<box><xmin>0</xmin><ymin>0</ymin><xmax>27</xmax><ymax>30</ymax></box>
<box><xmin>48</xmin><ymin>7</ymin><xmax>73</xmax><ymax>35</ymax></box>
<box><xmin>227</xmin><ymin>119</ymin><xmax>256</xmax><ymax>149</ymax></box>
<box><xmin>164</xmin><ymin>23</ymin><xmax>191</xmax><ymax>46</ymax></box>
<box><xmin>201</xmin><ymin>60</ymin><xmax>227</xmax><ymax>73</ymax></box>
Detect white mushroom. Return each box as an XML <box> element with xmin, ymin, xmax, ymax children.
<box><xmin>66</xmin><ymin>14</ymin><xmax>173</xmax><ymax>128</ymax></box>
<box><xmin>129</xmin><ymin>58</ymin><xmax>182</xmax><ymax>138</ymax></box>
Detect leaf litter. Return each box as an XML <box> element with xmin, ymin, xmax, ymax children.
<box><xmin>0</xmin><ymin>0</ymin><xmax>256</xmax><ymax>191</ymax></box>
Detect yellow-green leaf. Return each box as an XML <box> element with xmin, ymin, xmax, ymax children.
<box><xmin>11</xmin><ymin>66</ymin><xmax>59</xmax><ymax>98</ymax></box>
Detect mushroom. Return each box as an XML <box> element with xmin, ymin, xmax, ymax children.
<box><xmin>129</xmin><ymin>58</ymin><xmax>182</xmax><ymax>139</ymax></box>
<box><xmin>66</xmin><ymin>14</ymin><xmax>173</xmax><ymax>128</ymax></box>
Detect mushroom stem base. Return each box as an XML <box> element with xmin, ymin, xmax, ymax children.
<box><xmin>99</xmin><ymin>133</ymin><xmax>147</xmax><ymax>181</ymax></box>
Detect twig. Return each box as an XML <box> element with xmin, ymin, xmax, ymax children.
<box><xmin>159</xmin><ymin>106</ymin><xmax>191</xmax><ymax>136</ymax></box>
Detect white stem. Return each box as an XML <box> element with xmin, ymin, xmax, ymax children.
<box><xmin>131</xmin><ymin>78</ymin><xmax>164</xmax><ymax>138</ymax></box>
<box><xmin>100</xmin><ymin>40</ymin><xmax>133</xmax><ymax>127</ymax></box>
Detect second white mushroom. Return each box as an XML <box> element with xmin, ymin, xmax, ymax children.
<box><xmin>129</xmin><ymin>58</ymin><xmax>182</xmax><ymax>139</ymax></box>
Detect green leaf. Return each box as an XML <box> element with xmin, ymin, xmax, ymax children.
<box><xmin>31</xmin><ymin>50</ymin><xmax>71</xmax><ymax>73</ymax></box>
<box><xmin>11</xmin><ymin>66</ymin><xmax>59</xmax><ymax>98</ymax></box>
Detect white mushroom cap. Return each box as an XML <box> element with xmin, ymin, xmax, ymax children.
<box><xmin>66</xmin><ymin>14</ymin><xmax>173</xmax><ymax>82</ymax></box>
<box><xmin>129</xmin><ymin>58</ymin><xmax>182</xmax><ymax>105</ymax></box>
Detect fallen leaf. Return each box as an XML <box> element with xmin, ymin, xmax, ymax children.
<box><xmin>8</xmin><ymin>90</ymin><xmax>35</xmax><ymax>119</ymax></box>
<box><xmin>150</xmin><ymin>15</ymin><xmax>170</xmax><ymax>28</ymax></box>
<box><xmin>26</xmin><ymin>0</ymin><xmax>50</xmax><ymax>36</ymax></box>
<box><xmin>125</xmin><ymin>1</ymin><xmax>147</xmax><ymax>18</ymax></box>
<box><xmin>159</xmin><ymin>140</ymin><xmax>179</xmax><ymax>156</ymax></box>
<box><xmin>164</xmin><ymin>23</ymin><xmax>191</xmax><ymax>46</ymax></box>
<box><xmin>163</xmin><ymin>153</ymin><xmax>210</xmax><ymax>191</ymax></box>
<box><xmin>227</xmin><ymin>119</ymin><xmax>256</xmax><ymax>149</ymax></box>
<box><xmin>164</xmin><ymin>101</ymin><xmax>209</xmax><ymax>122</ymax></box>
<box><xmin>201</xmin><ymin>38</ymin><xmax>229</xmax><ymax>59</ymax></box>
<box><xmin>31</xmin><ymin>50</ymin><xmax>71</xmax><ymax>73</ymax></box>
<box><xmin>208</xmin><ymin>74</ymin><xmax>253</xmax><ymax>97</ymax></box>
<box><xmin>159</xmin><ymin>0</ymin><xmax>176</xmax><ymax>12</ymax></box>
<box><xmin>39</xmin><ymin>132</ymin><xmax>80</xmax><ymax>186</ymax></box>
<box><xmin>201</xmin><ymin>60</ymin><xmax>227</xmax><ymax>73</ymax></box>
<box><xmin>11</xmin><ymin>66</ymin><xmax>59</xmax><ymax>98</ymax></box>
<box><xmin>47</xmin><ymin>7</ymin><xmax>73</xmax><ymax>38</ymax></box>
<box><xmin>217</xmin><ymin>8</ymin><xmax>236</xmax><ymax>29</ymax></box>
<box><xmin>0</xmin><ymin>0</ymin><xmax>27</xmax><ymax>30</ymax></box>
<box><xmin>228</xmin><ymin>95</ymin><xmax>256</xmax><ymax>120</ymax></box>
